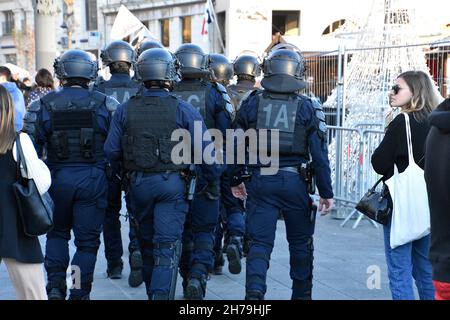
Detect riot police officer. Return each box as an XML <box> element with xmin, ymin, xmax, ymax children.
<box><xmin>173</xmin><ymin>44</ymin><xmax>233</xmax><ymax>299</ymax></box>
<box><xmin>104</xmin><ymin>48</ymin><xmax>221</xmax><ymax>300</ymax></box>
<box><xmin>208</xmin><ymin>53</ymin><xmax>234</xmax><ymax>87</ymax></box>
<box><xmin>207</xmin><ymin>53</ymin><xmax>246</xmax><ymax>276</ymax></box>
<box><xmin>228</xmin><ymin>53</ymin><xmax>262</xmax><ymax>258</ymax></box>
<box><xmin>94</xmin><ymin>40</ymin><xmax>143</xmax><ymax>287</ymax></box>
<box><xmin>95</xmin><ymin>40</ymin><xmax>141</xmax><ymax>104</ymax></box>
<box><xmin>23</xmin><ymin>50</ymin><xmax>117</xmax><ymax>300</ymax></box>
<box><xmin>231</xmin><ymin>48</ymin><xmax>334</xmax><ymax>300</ymax></box>
<box><xmin>227</xmin><ymin>54</ymin><xmax>261</xmax><ymax>111</ymax></box>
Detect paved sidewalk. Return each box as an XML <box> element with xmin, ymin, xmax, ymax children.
<box><xmin>0</xmin><ymin>208</ymin><xmax>393</xmax><ymax>300</ymax></box>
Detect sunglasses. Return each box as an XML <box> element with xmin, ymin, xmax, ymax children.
<box><xmin>391</xmin><ymin>84</ymin><xmax>405</xmax><ymax>95</ymax></box>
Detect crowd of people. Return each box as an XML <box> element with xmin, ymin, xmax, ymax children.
<box><xmin>0</xmin><ymin>37</ymin><xmax>449</xmax><ymax>301</ymax></box>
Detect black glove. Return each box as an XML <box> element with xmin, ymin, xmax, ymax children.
<box><xmin>205</xmin><ymin>180</ymin><xmax>220</xmax><ymax>200</ymax></box>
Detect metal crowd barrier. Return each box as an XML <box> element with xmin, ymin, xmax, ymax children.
<box><xmin>325</xmin><ymin>125</ymin><xmax>385</xmax><ymax>229</ymax></box>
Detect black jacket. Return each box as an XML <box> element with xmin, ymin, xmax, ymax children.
<box><xmin>371</xmin><ymin>112</ymin><xmax>430</xmax><ymax>179</ymax></box>
<box><xmin>0</xmin><ymin>150</ymin><xmax>43</xmax><ymax>263</ymax></box>
<box><xmin>425</xmin><ymin>98</ymin><xmax>450</xmax><ymax>282</ymax></box>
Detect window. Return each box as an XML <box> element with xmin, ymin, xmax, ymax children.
<box><xmin>217</xmin><ymin>11</ymin><xmax>226</xmax><ymax>50</ymax></box>
<box><xmin>181</xmin><ymin>16</ymin><xmax>191</xmax><ymax>43</ymax></box>
<box><xmin>385</xmin><ymin>9</ymin><xmax>410</xmax><ymax>24</ymax></box>
<box><xmin>2</xmin><ymin>11</ymin><xmax>14</xmax><ymax>35</ymax></box>
<box><xmin>85</xmin><ymin>0</ymin><xmax>98</xmax><ymax>31</ymax></box>
<box><xmin>272</xmin><ymin>11</ymin><xmax>300</xmax><ymax>36</ymax></box>
<box><xmin>4</xmin><ymin>54</ymin><xmax>17</xmax><ymax>64</ymax></box>
<box><xmin>160</xmin><ymin>19</ymin><xmax>170</xmax><ymax>47</ymax></box>
<box><xmin>322</xmin><ymin>19</ymin><xmax>346</xmax><ymax>35</ymax></box>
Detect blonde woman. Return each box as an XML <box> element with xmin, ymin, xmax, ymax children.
<box><xmin>0</xmin><ymin>85</ymin><xmax>48</xmax><ymax>300</ymax></box>
<box><xmin>371</xmin><ymin>70</ymin><xmax>443</xmax><ymax>300</ymax></box>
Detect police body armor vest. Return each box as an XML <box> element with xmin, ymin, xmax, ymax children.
<box><xmin>122</xmin><ymin>95</ymin><xmax>188</xmax><ymax>173</ymax></box>
<box><xmin>254</xmin><ymin>91</ymin><xmax>308</xmax><ymax>157</ymax></box>
<box><xmin>172</xmin><ymin>80</ymin><xmax>214</xmax><ymax>128</ymax></box>
<box><xmin>96</xmin><ymin>77</ymin><xmax>141</xmax><ymax>105</ymax></box>
<box><xmin>41</xmin><ymin>90</ymin><xmax>107</xmax><ymax>164</ymax></box>
<box><xmin>228</xmin><ymin>84</ymin><xmax>256</xmax><ymax>112</ymax></box>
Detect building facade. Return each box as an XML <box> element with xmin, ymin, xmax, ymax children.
<box><xmin>0</xmin><ymin>0</ymin><xmax>103</xmax><ymax>72</ymax></box>
<box><xmin>0</xmin><ymin>0</ymin><xmax>448</xmax><ymax>75</ymax></box>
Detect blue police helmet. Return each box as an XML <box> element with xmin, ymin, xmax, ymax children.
<box><xmin>136</xmin><ymin>48</ymin><xmax>180</xmax><ymax>82</ymax></box>
<box><xmin>54</xmin><ymin>49</ymin><xmax>98</xmax><ymax>81</ymax></box>
<box><xmin>100</xmin><ymin>40</ymin><xmax>136</xmax><ymax>66</ymax></box>
<box><xmin>208</xmin><ymin>53</ymin><xmax>234</xmax><ymax>82</ymax></box>
<box><xmin>174</xmin><ymin>43</ymin><xmax>209</xmax><ymax>77</ymax></box>
<box><xmin>233</xmin><ymin>54</ymin><xmax>261</xmax><ymax>78</ymax></box>
<box><xmin>261</xmin><ymin>48</ymin><xmax>306</xmax><ymax>93</ymax></box>
<box><xmin>137</xmin><ymin>40</ymin><xmax>164</xmax><ymax>57</ymax></box>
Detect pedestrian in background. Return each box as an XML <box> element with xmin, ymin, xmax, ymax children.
<box><xmin>371</xmin><ymin>70</ymin><xmax>442</xmax><ymax>300</ymax></box>
<box><xmin>424</xmin><ymin>96</ymin><xmax>450</xmax><ymax>300</ymax></box>
<box><xmin>26</xmin><ymin>69</ymin><xmax>54</xmax><ymax>106</ymax></box>
<box><xmin>0</xmin><ymin>66</ymin><xmax>26</xmax><ymax>131</ymax></box>
<box><xmin>0</xmin><ymin>85</ymin><xmax>49</xmax><ymax>300</ymax></box>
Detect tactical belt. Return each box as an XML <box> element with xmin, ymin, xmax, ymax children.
<box><xmin>141</xmin><ymin>170</ymin><xmax>181</xmax><ymax>177</ymax></box>
<box><xmin>278</xmin><ymin>166</ymin><xmax>299</xmax><ymax>174</ymax></box>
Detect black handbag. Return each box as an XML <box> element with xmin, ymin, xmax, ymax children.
<box><xmin>12</xmin><ymin>134</ymin><xmax>54</xmax><ymax>237</ymax></box>
<box><xmin>355</xmin><ymin>177</ymin><xmax>392</xmax><ymax>225</ymax></box>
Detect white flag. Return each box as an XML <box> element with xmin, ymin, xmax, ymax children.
<box><xmin>110</xmin><ymin>5</ymin><xmax>143</xmax><ymax>40</ymax></box>
<box><xmin>130</xmin><ymin>27</ymin><xmax>158</xmax><ymax>48</ymax></box>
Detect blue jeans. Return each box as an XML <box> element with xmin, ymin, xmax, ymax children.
<box><xmin>383</xmin><ymin>218</ymin><xmax>434</xmax><ymax>300</ymax></box>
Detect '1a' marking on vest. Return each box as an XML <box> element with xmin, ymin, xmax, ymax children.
<box><xmin>263</xmin><ymin>103</ymin><xmax>291</xmax><ymax>130</ymax></box>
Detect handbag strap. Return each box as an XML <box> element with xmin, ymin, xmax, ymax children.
<box><xmin>15</xmin><ymin>133</ymin><xmax>29</xmax><ymax>178</ymax></box>
<box><xmin>371</xmin><ymin>177</ymin><xmax>384</xmax><ymax>191</ymax></box>
<box><xmin>403</xmin><ymin>113</ymin><xmax>415</xmax><ymax>165</ymax></box>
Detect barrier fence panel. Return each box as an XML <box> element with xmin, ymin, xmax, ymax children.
<box><xmin>326</xmin><ymin>126</ymin><xmax>362</xmax><ymax>206</ymax></box>
<box><xmin>326</xmin><ymin>126</ymin><xmax>385</xmax><ymax>229</ymax></box>
<box><xmin>361</xmin><ymin>129</ymin><xmax>385</xmax><ymax>196</ymax></box>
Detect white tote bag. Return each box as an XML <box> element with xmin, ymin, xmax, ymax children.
<box><xmin>384</xmin><ymin>113</ymin><xmax>430</xmax><ymax>249</ymax></box>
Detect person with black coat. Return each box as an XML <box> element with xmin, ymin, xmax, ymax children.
<box><xmin>0</xmin><ymin>86</ymin><xmax>48</xmax><ymax>299</ymax></box>
<box><xmin>424</xmin><ymin>97</ymin><xmax>450</xmax><ymax>300</ymax></box>
<box><xmin>371</xmin><ymin>70</ymin><xmax>442</xmax><ymax>300</ymax></box>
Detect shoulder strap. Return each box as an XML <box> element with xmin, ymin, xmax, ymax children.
<box><xmin>403</xmin><ymin>113</ymin><xmax>414</xmax><ymax>164</ymax></box>
<box><xmin>15</xmin><ymin>134</ymin><xmax>28</xmax><ymax>178</ymax></box>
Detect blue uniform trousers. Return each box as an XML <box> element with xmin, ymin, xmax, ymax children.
<box><xmin>180</xmin><ymin>173</ymin><xmax>220</xmax><ymax>281</ymax></box>
<box><xmin>128</xmin><ymin>171</ymin><xmax>188</xmax><ymax>299</ymax></box>
<box><xmin>103</xmin><ymin>163</ymin><xmax>139</xmax><ymax>267</ymax></box>
<box><xmin>45</xmin><ymin>166</ymin><xmax>107</xmax><ymax>299</ymax></box>
<box><xmin>245</xmin><ymin>169</ymin><xmax>316</xmax><ymax>298</ymax></box>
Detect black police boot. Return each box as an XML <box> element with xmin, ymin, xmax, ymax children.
<box><xmin>245</xmin><ymin>290</ymin><xmax>264</xmax><ymax>300</ymax></box>
<box><xmin>69</xmin><ymin>282</ymin><xmax>92</xmax><ymax>300</ymax></box>
<box><xmin>68</xmin><ymin>294</ymin><xmax>90</xmax><ymax>300</ymax></box>
<box><xmin>213</xmin><ymin>250</ymin><xmax>225</xmax><ymax>275</ymax></box>
<box><xmin>128</xmin><ymin>250</ymin><xmax>143</xmax><ymax>287</ymax></box>
<box><xmin>185</xmin><ymin>276</ymin><xmax>206</xmax><ymax>300</ymax></box>
<box><xmin>243</xmin><ymin>237</ymin><xmax>250</xmax><ymax>257</ymax></box>
<box><xmin>107</xmin><ymin>259</ymin><xmax>123</xmax><ymax>279</ymax></box>
<box><xmin>182</xmin><ymin>277</ymin><xmax>188</xmax><ymax>299</ymax></box>
<box><xmin>46</xmin><ymin>279</ymin><xmax>67</xmax><ymax>300</ymax></box>
<box><xmin>226</xmin><ymin>236</ymin><xmax>243</xmax><ymax>274</ymax></box>
<box><xmin>291</xmin><ymin>280</ymin><xmax>312</xmax><ymax>300</ymax></box>
<box><xmin>150</xmin><ymin>293</ymin><xmax>169</xmax><ymax>300</ymax></box>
